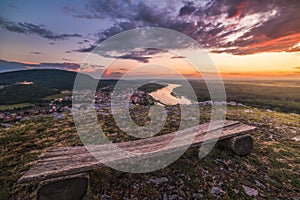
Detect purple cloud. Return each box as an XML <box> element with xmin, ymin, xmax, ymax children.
<box><xmin>67</xmin><ymin>0</ymin><xmax>300</xmax><ymax>56</ymax></box>
<box><xmin>0</xmin><ymin>16</ymin><xmax>81</xmax><ymax>40</ymax></box>
<box><xmin>0</xmin><ymin>59</ymin><xmax>81</xmax><ymax>73</ymax></box>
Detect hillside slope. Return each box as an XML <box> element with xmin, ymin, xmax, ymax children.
<box><xmin>0</xmin><ymin>106</ymin><xmax>299</xmax><ymax>199</ymax></box>
<box><xmin>0</xmin><ymin>84</ymin><xmax>59</xmax><ymax>104</ymax></box>
<box><xmin>0</xmin><ymin>69</ymin><xmax>117</xmax><ymax>90</ymax></box>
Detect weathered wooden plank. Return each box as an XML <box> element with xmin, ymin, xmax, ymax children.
<box><xmin>24</xmin><ymin>121</ymin><xmax>239</xmax><ymax>165</ymax></box>
<box><xmin>40</xmin><ymin>120</ymin><xmax>239</xmax><ymax>158</ymax></box>
<box><xmin>18</xmin><ymin>120</ymin><xmax>255</xmax><ymax>183</ymax></box>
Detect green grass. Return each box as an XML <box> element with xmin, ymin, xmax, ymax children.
<box><xmin>0</xmin><ymin>84</ymin><xmax>59</xmax><ymax>104</ymax></box>
<box><xmin>0</xmin><ymin>103</ymin><xmax>34</xmax><ymax>111</ymax></box>
<box><xmin>42</xmin><ymin>92</ymin><xmax>71</xmax><ymax>101</ymax></box>
<box><xmin>0</xmin><ymin>92</ymin><xmax>70</xmax><ymax>111</ymax></box>
<box><xmin>177</xmin><ymin>80</ymin><xmax>300</xmax><ymax>114</ymax></box>
<box><xmin>0</xmin><ymin>106</ymin><xmax>299</xmax><ymax>199</ymax></box>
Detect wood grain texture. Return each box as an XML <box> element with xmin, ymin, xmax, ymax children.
<box><xmin>18</xmin><ymin>120</ymin><xmax>256</xmax><ymax>183</ymax></box>
<box><xmin>221</xmin><ymin>134</ymin><xmax>254</xmax><ymax>156</ymax></box>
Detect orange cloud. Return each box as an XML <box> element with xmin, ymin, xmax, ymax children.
<box><xmin>104</xmin><ymin>69</ymin><xmax>112</xmax><ymax>76</ymax></box>
<box><xmin>246</xmin><ymin>33</ymin><xmax>300</xmax><ymax>53</ymax></box>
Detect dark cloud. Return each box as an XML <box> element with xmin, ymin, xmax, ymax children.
<box><xmin>64</xmin><ymin>0</ymin><xmax>174</xmax><ymax>21</ymax></box>
<box><xmin>68</xmin><ymin>0</ymin><xmax>300</xmax><ymax>56</ymax></box>
<box><xmin>75</xmin><ymin>43</ymin><xmax>169</xmax><ymax>63</ymax></box>
<box><xmin>80</xmin><ymin>63</ymin><xmax>105</xmax><ymax>69</ymax></box>
<box><xmin>0</xmin><ymin>59</ymin><xmax>80</xmax><ymax>73</ymax></box>
<box><xmin>107</xmin><ymin>48</ymin><xmax>167</xmax><ymax>63</ymax></box>
<box><xmin>0</xmin><ymin>16</ymin><xmax>81</xmax><ymax>40</ymax></box>
<box><xmin>117</xmin><ymin>68</ymin><xmax>128</xmax><ymax>71</ymax></box>
<box><xmin>33</xmin><ymin>62</ymin><xmax>80</xmax><ymax>70</ymax></box>
<box><xmin>179</xmin><ymin>2</ymin><xmax>196</xmax><ymax>16</ymax></box>
<box><xmin>73</xmin><ymin>45</ymin><xmax>97</xmax><ymax>53</ymax></box>
<box><xmin>0</xmin><ymin>60</ymin><xmax>30</xmax><ymax>72</ymax></box>
<box><xmin>62</xmin><ymin>58</ymin><xmax>72</xmax><ymax>61</ymax></box>
<box><xmin>67</xmin><ymin>1</ymin><xmax>177</xmax><ymax>45</ymax></box>
<box><xmin>119</xmin><ymin>48</ymin><xmax>169</xmax><ymax>63</ymax></box>
<box><xmin>64</xmin><ymin>0</ymin><xmax>133</xmax><ymax>20</ymax></box>
<box><xmin>171</xmin><ymin>56</ymin><xmax>185</xmax><ymax>59</ymax></box>
<box><xmin>30</xmin><ymin>51</ymin><xmax>42</xmax><ymax>55</ymax></box>
<box><xmin>119</xmin><ymin>54</ymin><xmax>150</xmax><ymax>63</ymax></box>
<box><xmin>135</xmin><ymin>3</ymin><xmax>166</xmax><ymax>24</ymax></box>
<box><xmin>295</xmin><ymin>67</ymin><xmax>300</xmax><ymax>70</ymax></box>
<box><xmin>77</xmin><ymin>39</ymin><xmax>92</xmax><ymax>45</ymax></box>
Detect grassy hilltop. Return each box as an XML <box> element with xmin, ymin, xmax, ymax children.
<box><xmin>0</xmin><ymin>106</ymin><xmax>299</xmax><ymax>199</ymax></box>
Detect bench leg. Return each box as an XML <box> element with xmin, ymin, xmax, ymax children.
<box><xmin>37</xmin><ymin>173</ymin><xmax>89</xmax><ymax>200</ymax></box>
<box><xmin>221</xmin><ymin>134</ymin><xmax>253</xmax><ymax>156</ymax></box>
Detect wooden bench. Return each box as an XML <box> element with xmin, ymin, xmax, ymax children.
<box><xmin>18</xmin><ymin>120</ymin><xmax>256</xmax><ymax>200</ymax></box>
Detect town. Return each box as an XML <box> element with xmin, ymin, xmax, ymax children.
<box><xmin>0</xmin><ymin>83</ymin><xmax>249</xmax><ymax>129</ymax></box>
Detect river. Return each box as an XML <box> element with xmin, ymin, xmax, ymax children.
<box><xmin>149</xmin><ymin>83</ymin><xmax>192</xmax><ymax>106</ymax></box>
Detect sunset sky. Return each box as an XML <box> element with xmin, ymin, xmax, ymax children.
<box><xmin>0</xmin><ymin>0</ymin><xmax>300</xmax><ymax>79</ymax></box>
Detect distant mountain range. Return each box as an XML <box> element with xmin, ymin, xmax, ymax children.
<box><xmin>0</xmin><ymin>69</ymin><xmax>116</xmax><ymax>90</ymax></box>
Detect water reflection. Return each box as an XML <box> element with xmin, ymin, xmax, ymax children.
<box><xmin>149</xmin><ymin>84</ymin><xmax>191</xmax><ymax>106</ymax></box>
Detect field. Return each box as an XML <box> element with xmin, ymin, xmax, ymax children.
<box><xmin>174</xmin><ymin>80</ymin><xmax>300</xmax><ymax>114</ymax></box>
<box><xmin>0</xmin><ymin>103</ymin><xmax>34</xmax><ymax>111</ymax></box>
<box><xmin>225</xmin><ymin>80</ymin><xmax>300</xmax><ymax>88</ymax></box>
<box><xmin>224</xmin><ymin>82</ymin><xmax>300</xmax><ymax>113</ymax></box>
<box><xmin>0</xmin><ymin>106</ymin><xmax>299</xmax><ymax>199</ymax></box>
<box><xmin>41</xmin><ymin>92</ymin><xmax>71</xmax><ymax>101</ymax></box>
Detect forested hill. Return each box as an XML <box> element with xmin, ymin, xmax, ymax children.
<box><xmin>0</xmin><ymin>69</ymin><xmax>94</xmax><ymax>90</ymax></box>
<box><xmin>0</xmin><ymin>69</ymin><xmax>117</xmax><ymax>90</ymax></box>
<box><xmin>0</xmin><ymin>84</ymin><xmax>59</xmax><ymax>104</ymax></box>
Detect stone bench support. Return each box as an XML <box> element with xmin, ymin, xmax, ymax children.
<box><xmin>37</xmin><ymin>173</ymin><xmax>89</xmax><ymax>200</ymax></box>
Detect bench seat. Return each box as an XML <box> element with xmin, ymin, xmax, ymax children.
<box><xmin>19</xmin><ymin>120</ymin><xmax>256</xmax><ymax>184</ymax></box>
